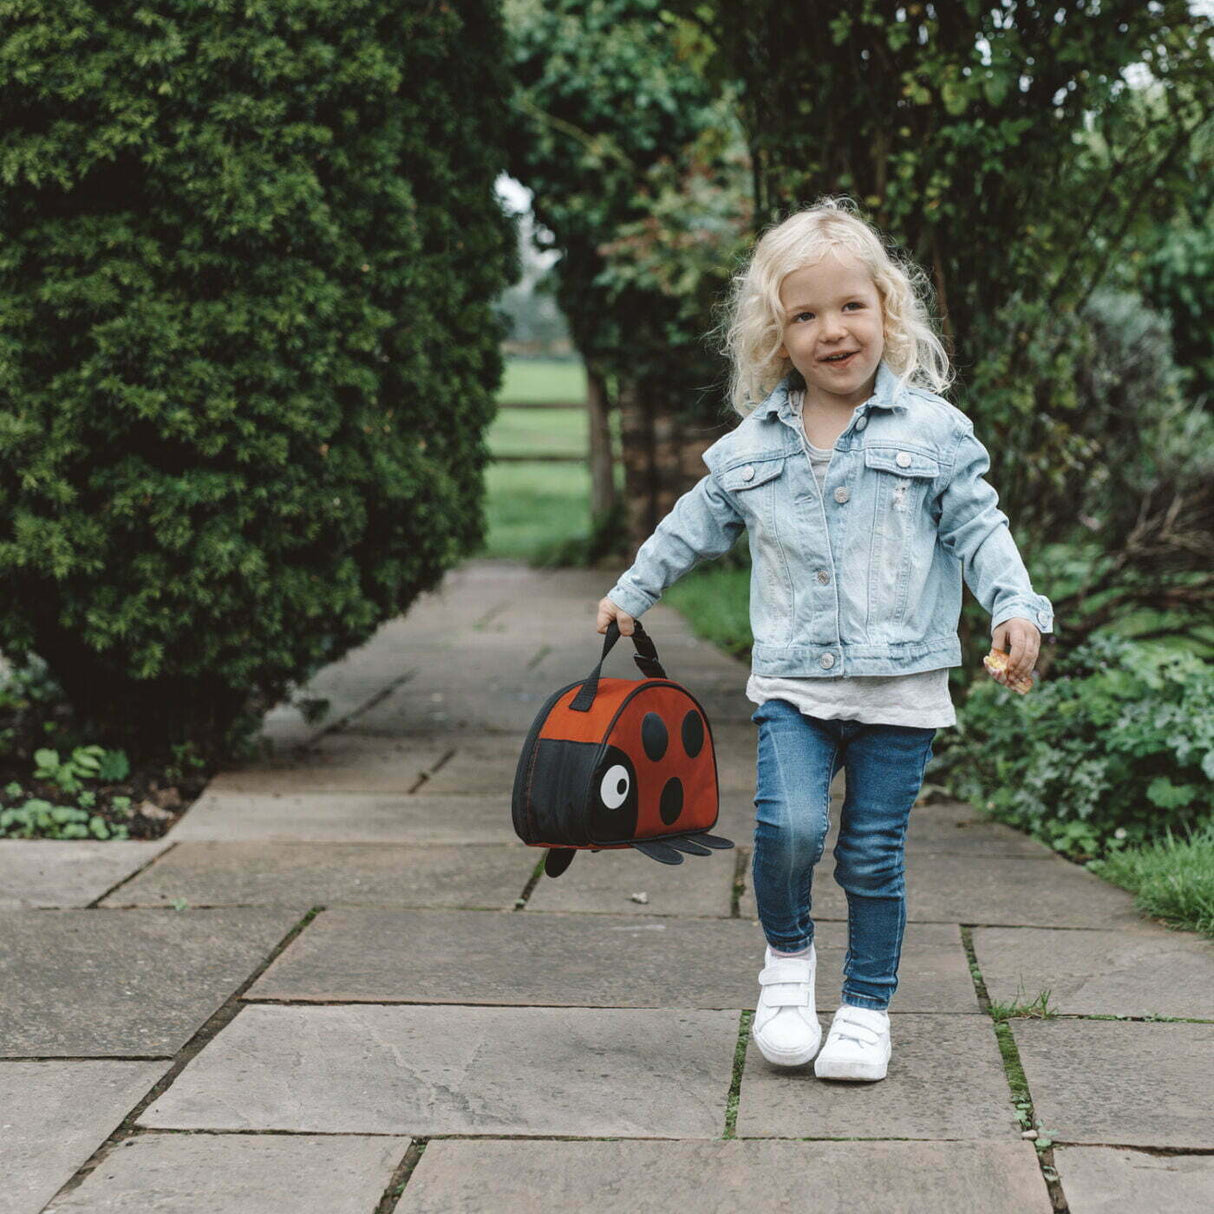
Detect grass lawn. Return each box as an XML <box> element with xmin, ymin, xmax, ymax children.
<box><xmin>498</xmin><ymin>358</ymin><xmax>586</xmax><ymax>404</ymax></box>
<box><xmin>487</xmin><ymin>406</ymin><xmax>588</xmax><ymax>458</ymax></box>
<box><xmin>1089</xmin><ymin>820</ymin><xmax>1214</xmax><ymax>940</ymax></box>
<box><xmin>478</xmin><ymin>358</ymin><xmax>625</xmax><ymax>560</ymax></box>
<box><xmin>662</xmin><ymin>556</ymin><xmax>752</xmax><ymax>659</ymax></box>
<box><xmin>476</xmin><ymin>460</ymin><xmax>594</xmax><ymax>561</ymax></box>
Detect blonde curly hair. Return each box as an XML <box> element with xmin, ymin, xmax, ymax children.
<box><xmin>714</xmin><ymin>196</ymin><xmax>954</xmax><ymax>417</ymax></box>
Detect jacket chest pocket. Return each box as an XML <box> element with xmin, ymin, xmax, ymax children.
<box><xmin>863</xmin><ymin>447</ymin><xmax>941</xmax><ymax>513</ymax></box>
<box><xmin>718</xmin><ymin>454</ymin><xmax>788</xmax><ymax>517</ymax></box>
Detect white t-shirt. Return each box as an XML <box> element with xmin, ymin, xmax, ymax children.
<box><xmin>746</xmin><ymin>396</ymin><xmax>957</xmax><ymax>728</ymax></box>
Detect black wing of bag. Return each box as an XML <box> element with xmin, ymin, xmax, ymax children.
<box><xmin>512</xmin><ymin>620</ymin><xmax>735</xmax><ymax>878</ymax></box>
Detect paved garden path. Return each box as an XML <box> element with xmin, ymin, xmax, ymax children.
<box><xmin>3</xmin><ymin>558</ymin><xmax>1212</xmax><ymax>1213</ymax></box>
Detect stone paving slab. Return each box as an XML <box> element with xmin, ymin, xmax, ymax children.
<box><xmin>99</xmin><ymin>842</ymin><xmax>537</xmax><ymax>911</ymax></box>
<box><xmin>973</xmin><ymin>926</ymin><xmax>1214</xmax><ymax>1017</ymax></box>
<box><xmin>252</xmin><ymin>601</ymin><xmax>485</xmax><ymax>746</ymax></box>
<box><xmin>43</xmin><ymin>1132</ymin><xmax>410</xmax><ymax>1214</ymax></box>
<box><xmin>206</xmin><ymin>732</ymin><xmax>451</xmax><ymax>795</ymax></box>
<box><xmin>1011</xmin><ymin>1019</ymin><xmax>1214</xmax><ymax>1148</ymax></box>
<box><xmin>903</xmin><ymin>802</ymin><xmax>1057</xmax><ymax>857</ymax></box>
<box><xmin>736</xmin><ymin>1013</ymin><xmax>1018</xmax><ymax>1140</ymax></box>
<box><xmin>400</xmin><ymin>559</ymin><xmax>549</xmax><ymax>630</ymax></box>
<box><xmin>1051</xmin><ymin>1145</ymin><xmax>1214</xmax><ymax>1214</ymax></box>
<box><xmin>166</xmin><ymin>792</ymin><xmax>517</xmax><ymax>844</ymax></box>
<box><xmin>2</xmin><ymin>1060</ymin><xmax>171</xmax><ymax>1214</ymax></box>
<box><xmin>243</xmin><ymin>910</ymin><xmax>980</xmax><ymax>1013</ymax></box>
<box><xmin>352</xmin><ymin>682</ymin><xmax>567</xmax><ymax>734</ymax></box>
<box><xmin>137</xmin><ymin>1003</ymin><xmax>739</xmax><ymax>1138</ymax></box>
<box><xmin>0</xmin><ymin>908</ymin><xmax>300</xmax><ymax>1057</ymax></box>
<box><xmin>405</xmin><ymin>733</ymin><xmax>527</xmax><ymax>795</ymax></box>
<box><xmin>525</xmin><ymin>842</ymin><xmax>738</xmax><ymax>917</ymax></box>
<box><xmin>396</xmin><ymin>1139</ymin><xmax>1052</xmax><ymax>1214</ymax></box>
<box><xmin>0</xmin><ymin>840</ymin><xmax>171</xmax><ymax>909</ymax></box>
<box><xmin>738</xmin><ymin>852</ymin><xmax>1147</xmax><ymax>928</ymax></box>
<box><xmin>393</xmin><ymin>647</ymin><xmax>563</xmax><ymax>693</ymax></box>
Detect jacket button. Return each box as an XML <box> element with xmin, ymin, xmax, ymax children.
<box><xmin>819</xmin><ymin>653</ymin><xmax>836</xmax><ymax>669</ymax></box>
<box><xmin>833</xmin><ymin>486</ymin><xmax>850</xmax><ymax>503</ymax></box>
<box><xmin>855</xmin><ymin>416</ymin><xmax>868</xmax><ymax>430</ymax></box>
<box><xmin>817</xmin><ymin>570</ymin><xmax>830</xmax><ymax>583</ymax></box>
<box><xmin>742</xmin><ymin>465</ymin><xmax>755</xmax><ymax>481</ymax></box>
<box><xmin>1037</xmin><ymin>610</ymin><xmax>1051</xmax><ymax>627</ymax></box>
<box><xmin>896</xmin><ymin>451</ymin><xmax>912</xmax><ymax>467</ymax></box>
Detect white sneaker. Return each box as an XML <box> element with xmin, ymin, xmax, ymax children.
<box><xmin>751</xmin><ymin>944</ymin><xmax>821</xmax><ymax>1066</ymax></box>
<box><xmin>813</xmin><ymin>1003</ymin><xmax>891</xmax><ymax>1081</ymax></box>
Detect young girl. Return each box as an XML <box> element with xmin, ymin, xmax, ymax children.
<box><xmin>595</xmin><ymin>198</ymin><xmax>1054</xmax><ymax>1082</ymax></box>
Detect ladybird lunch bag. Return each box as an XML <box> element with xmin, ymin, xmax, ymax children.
<box><xmin>512</xmin><ymin>619</ymin><xmax>735</xmax><ymax>878</ymax></box>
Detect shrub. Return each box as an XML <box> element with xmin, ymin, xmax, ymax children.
<box><xmin>0</xmin><ymin>0</ymin><xmax>518</xmax><ymax>758</ymax></box>
<box><xmin>932</xmin><ymin>632</ymin><xmax>1214</xmax><ymax>860</ymax></box>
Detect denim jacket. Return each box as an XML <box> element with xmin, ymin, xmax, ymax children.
<box><xmin>606</xmin><ymin>358</ymin><xmax>1055</xmax><ymax>678</ymax></box>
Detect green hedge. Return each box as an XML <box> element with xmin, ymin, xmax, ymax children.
<box><xmin>0</xmin><ymin>0</ymin><xmax>517</xmax><ymax>756</ymax></box>
<box><xmin>932</xmin><ymin>633</ymin><xmax>1214</xmax><ymax>860</ymax></box>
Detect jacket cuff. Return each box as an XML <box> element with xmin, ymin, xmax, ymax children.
<box><xmin>991</xmin><ymin>594</ymin><xmax>1055</xmax><ymax>635</ymax></box>
<box><xmin>604</xmin><ymin>580</ymin><xmax>656</xmax><ymax>620</ymax></box>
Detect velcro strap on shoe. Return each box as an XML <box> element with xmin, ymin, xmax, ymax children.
<box><xmin>760</xmin><ymin>961</ymin><xmax>812</xmax><ymax>984</ymax></box>
<box><xmin>760</xmin><ymin>982</ymin><xmax>810</xmax><ymax>1007</ymax></box>
<box><xmin>830</xmin><ymin>1015</ymin><xmax>882</xmax><ymax>1046</ymax></box>
<box><xmin>758</xmin><ymin>963</ymin><xmax>811</xmax><ymax>1007</ymax></box>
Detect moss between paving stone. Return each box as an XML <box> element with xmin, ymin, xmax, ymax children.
<box><xmin>960</xmin><ymin>926</ymin><xmax>1067</xmax><ymax>1201</ymax></box>
<box><xmin>723</xmin><ymin>1011</ymin><xmax>753</xmax><ymax>1138</ymax></box>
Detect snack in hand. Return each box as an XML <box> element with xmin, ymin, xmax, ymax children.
<box><xmin>983</xmin><ymin>649</ymin><xmax>1034</xmax><ymax>695</ymax></box>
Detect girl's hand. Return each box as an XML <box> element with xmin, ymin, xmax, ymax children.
<box><xmin>596</xmin><ymin>596</ymin><xmax>636</xmax><ymax>637</ymax></box>
<box><xmin>988</xmin><ymin>617</ymin><xmax>1041</xmax><ymax>687</ymax></box>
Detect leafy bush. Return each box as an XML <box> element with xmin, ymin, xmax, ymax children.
<box><xmin>0</xmin><ymin>0</ymin><xmax>517</xmax><ymax>759</ymax></box>
<box><xmin>932</xmin><ymin>632</ymin><xmax>1214</xmax><ymax>860</ymax></box>
<box><xmin>0</xmin><ymin>793</ymin><xmax>131</xmax><ymax>841</ymax></box>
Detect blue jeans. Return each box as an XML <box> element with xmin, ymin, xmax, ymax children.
<box><xmin>750</xmin><ymin>698</ymin><xmax>937</xmax><ymax>1011</ymax></box>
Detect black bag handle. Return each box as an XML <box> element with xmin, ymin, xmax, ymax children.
<box><xmin>569</xmin><ymin>619</ymin><xmax>667</xmax><ymax>713</ymax></box>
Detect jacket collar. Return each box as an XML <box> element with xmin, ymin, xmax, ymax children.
<box><xmin>753</xmin><ymin>357</ymin><xmax>909</xmax><ymax>419</ymax></box>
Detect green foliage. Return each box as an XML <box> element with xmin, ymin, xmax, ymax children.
<box><xmin>530</xmin><ymin>497</ymin><xmax>628</xmax><ymax>568</ymax></box>
<box><xmin>34</xmin><ymin>744</ymin><xmax>110</xmax><ymax>793</ymax></box>
<box><xmin>1134</xmin><ymin>117</ymin><xmax>1214</xmax><ymax>408</ymax></box>
<box><xmin>662</xmin><ymin>549</ymin><xmax>752</xmax><ymax>659</ymax></box>
<box><xmin>504</xmin><ymin>0</ymin><xmax>750</xmax><ymax>414</ymax></box>
<box><xmin>1</xmin><ymin>733</ymin><xmax>135</xmax><ymax>839</ymax></box>
<box><xmin>0</xmin><ymin>797</ymin><xmax>129</xmax><ymax>841</ymax></box>
<box><xmin>968</xmin><ymin>282</ymin><xmax>1214</xmax><ymax>648</ymax></box>
<box><xmin>958</xmin><ymin>282</ymin><xmax>1214</xmax><ymax>658</ymax></box>
<box><xmin>0</xmin><ymin>653</ymin><xmax>63</xmax><ymax>754</ymax></box>
<box><xmin>1087</xmin><ymin>820</ymin><xmax>1214</xmax><ymax>939</ymax></box>
<box><xmin>0</xmin><ymin>0</ymin><xmax>518</xmax><ymax>758</ymax></box>
<box><xmin>932</xmin><ymin>633</ymin><xmax>1214</xmax><ymax>861</ymax></box>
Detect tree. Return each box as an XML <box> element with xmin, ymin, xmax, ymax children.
<box><xmin>503</xmin><ymin>0</ymin><xmax>751</xmax><ymax>544</ymax></box>
<box><xmin>0</xmin><ymin>0</ymin><xmax>519</xmax><ymax>757</ymax></box>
